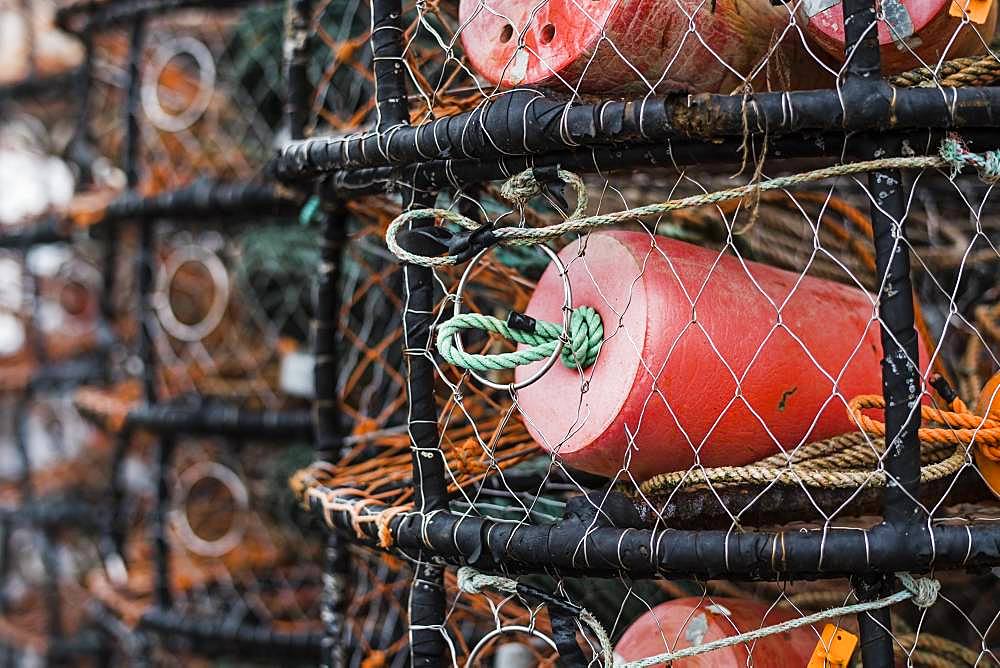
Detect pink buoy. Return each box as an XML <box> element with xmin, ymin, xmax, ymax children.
<box><xmin>458</xmin><ymin>0</ymin><xmax>826</xmax><ymax>93</ymax></box>
<box><xmin>515</xmin><ymin>231</ymin><xmax>917</xmax><ymax>481</ymax></box>
<box><xmin>614</xmin><ymin>597</ymin><xmax>818</xmax><ymax>666</ymax></box>
<box><xmin>800</xmin><ymin>0</ymin><xmax>997</xmax><ymax>74</ymax></box>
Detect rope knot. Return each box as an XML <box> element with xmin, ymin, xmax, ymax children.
<box><xmin>499</xmin><ymin>170</ymin><xmax>545</xmax><ymax>207</ymax></box>
<box><xmin>940</xmin><ymin>135</ymin><xmax>1000</xmax><ymax>184</ymax></box>
<box><xmin>563</xmin><ymin>306</ymin><xmax>603</xmax><ymax>369</ymax></box>
<box><xmin>898</xmin><ymin>573</ymin><xmax>941</xmax><ymax>608</ymax></box>
<box><xmin>435</xmin><ymin>307</ymin><xmax>604</xmax><ymax>377</ymax></box>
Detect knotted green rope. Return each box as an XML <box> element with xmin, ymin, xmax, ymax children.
<box><xmin>436</xmin><ymin>306</ymin><xmax>603</xmax><ymax>373</ymax></box>
<box><xmin>939</xmin><ymin>135</ymin><xmax>1000</xmax><ymax>182</ymax></box>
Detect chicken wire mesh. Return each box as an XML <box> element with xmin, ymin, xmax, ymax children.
<box><xmin>5</xmin><ymin>0</ymin><xmax>1000</xmax><ymax>664</ymax></box>
<box><xmin>276</xmin><ymin>0</ymin><xmax>1000</xmax><ymax>665</ymax></box>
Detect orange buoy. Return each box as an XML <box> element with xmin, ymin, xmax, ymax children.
<box><xmin>614</xmin><ymin>597</ymin><xmax>818</xmax><ymax>666</ymax></box>
<box><xmin>800</xmin><ymin>0</ymin><xmax>997</xmax><ymax>74</ymax></box>
<box><xmin>515</xmin><ymin>231</ymin><xmax>908</xmax><ymax>480</ymax></box>
<box><xmin>458</xmin><ymin>0</ymin><xmax>825</xmax><ymax>93</ymax></box>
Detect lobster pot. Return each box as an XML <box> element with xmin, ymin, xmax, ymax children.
<box><xmin>458</xmin><ymin>0</ymin><xmax>826</xmax><ymax>93</ymax></box>
<box><xmin>516</xmin><ymin>231</ymin><xmax>902</xmax><ymax>480</ymax></box>
<box><xmin>614</xmin><ymin>597</ymin><xmax>818</xmax><ymax>666</ymax></box>
<box><xmin>801</xmin><ymin>0</ymin><xmax>998</xmax><ymax>74</ymax></box>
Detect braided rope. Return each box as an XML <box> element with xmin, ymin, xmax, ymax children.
<box><xmin>457</xmin><ymin>568</ymin><xmax>938</xmax><ymax>667</ymax></box>
<box><xmin>385</xmin><ymin>138</ymin><xmax>997</xmax><ymax>268</ymax></box>
<box><xmin>436</xmin><ymin>307</ymin><xmax>603</xmax><ymax>373</ymax></box>
<box><xmin>850</xmin><ymin>394</ymin><xmax>1000</xmax><ymax>460</ymax></box>
<box><xmin>892</xmin><ymin>55</ymin><xmax>1000</xmax><ymax>89</ymax></box>
<box><xmin>639</xmin><ymin>431</ymin><xmax>963</xmax><ymax>495</ymax></box>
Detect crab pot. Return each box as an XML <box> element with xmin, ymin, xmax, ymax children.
<box><xmin>614</xmin><ymin>597</ymin><xmax>818</xmax><ymax>666</ymax></box>
<box><xmin>515</xmin><ymin>231</ymin><xmax>915</xmax><ymax>481</ymax></box>
<box><xmin>801</xmin><ymin>0</ymin><xmax>998</xmax><ymax>74</ymax></box>
<box><xmin>458</xmin><ymin>0</ymin><xmax>827</xmax><ymax>93</ymax></box>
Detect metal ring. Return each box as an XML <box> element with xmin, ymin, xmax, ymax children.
<box><xmin>451</xmin><ymin>244</ymin><xmax>571</xmax><ymax>391</ymax></box>
<box><xmin>464</xmin><ymin>625</ymin><xmax>558</xmax><ymax>667</ymax></box>
<box><xmin>141</xmin><ymin>36</ymin><xmax>216</xmax><ymax>133</ymax></box>
<box><xmin>171</xmin><ymin>461</ymin><xmax>249</xmax><ymax>558</ymax></box>
<box><xmin>153</xmin><ymin>244</ymin><xmax>230</xmax><ymax>342</ymax></box>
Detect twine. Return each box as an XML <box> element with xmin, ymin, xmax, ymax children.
<box><xmin>385</xmin><ymin>137</ymin><xmax>995</xmax><ymax>268</ymax></box>
<box><xmin>457</xmin><ymin>568</ymin><xmax>938</xmax><ymax>667</ymax></box>
<box><xmin>436</xmin><ymin>307</ymin><xmax>603</xmax><ymax>373</ymax></box>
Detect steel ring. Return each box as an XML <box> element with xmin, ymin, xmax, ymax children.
<box><xmin>451</xmin><ymin>244</ymin><xmax>571</xmax><ymax>391</ymax></box>
<box><xmin>141</xmin><ymin>36</ymin><xmax>216</xmax><ymax>133</ymax></box>
<box><xmin>153</xmin><ymin>244</ymin><xmax>230</xmax><ymax>342</ymax></box>
<box><xmin>464</xmin><ymin>625</ymin><xmax>558</xmax><ymax>667</ymax></box>
<box><xmin>171</xmin><ymin>461</ymin><xmax>249</xmax><ymax>558</ymax></box>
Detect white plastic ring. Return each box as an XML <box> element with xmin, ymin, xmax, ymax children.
<box><xmin>451</xmin><ymin>244</ymin><xmax>572</xmax><ymax>392</ymax></box>
<box><xmin>153</xmin><ymin>244</ymin><xmax>230</xmax><ymax>342</ymax></box>
<box><xmin>141</xmin><ymin>36</ymin><xmax>216</xmax><ymax>133</ymax></box>
<box><xmin>171</xmin><ymin>461</ymin><xmax>249</xmax><ymax>558</ymax></box>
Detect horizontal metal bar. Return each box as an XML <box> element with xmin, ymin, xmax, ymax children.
<box><xmin>124</xmin><ymin>401</ymin><xmax>313</xmax><ymax>439</ymax></box>
<box><xmin>0</xmin><ymin>67</ymin><xmax>86</xmax><ymax>103</ymax></box>
<box><xmin>56</xmin><ymin>0</ymin><xmax>276</xmax><ymax>33</ymax></box>
<box><xmin>273</xmin><ymin>87</ymin><xmax>1000</xmax><ymax>180</ymax></box>
<box><xmin>139</xmin><ymin>607</ymin><xmax>322</xmax><ymax>659</ymax></box>
<box><xmin>321</xmin><ymin>127</ymin><xmax>1000</xmax><ymax>196</ymax></box>
<box><xmin>302</xmin><ymin>488</ymin><xmax>1000</xmax><ymax>580</ymax></box>
<box><xmin>98</xmin><ymin>179</ymin><xmax>298</xmax><ymax>225</ymax></box>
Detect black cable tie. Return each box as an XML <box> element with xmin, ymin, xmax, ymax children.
<box><xmin>507</xmin><ymin>311</ymin><xmax>537</xmax><ymax>334</ymax></box>
<box><xmin>533</xmin><ymin>165</ymin><xmax>569</xmax><ymax>213</ymax></box>
<box><xmin>929</xmin><ymin>373</ymin><xmax>958</xmax><ymax>405</ymax></box>
<box><xmin>394</xmin><ymin>226</ymin><xmax>454</xmax><ymax>258</ymax></box>
<box><xmin>445</xmin><ymin>222</ymin><xmax>497</xmax><ymax>263</ymax></box>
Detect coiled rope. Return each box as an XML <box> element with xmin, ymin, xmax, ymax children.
<box><xmin>386</xmin><ymin>137</ymin><xmax>999</xmax><ymax>268</ymax></box>
<box><xmin>639</xmin><ymin>389</ymin><xmax>994</xmax><ymax>496</ymax></box>
<box><xmin>457</xmin><ymin>567</ymin><xmax>939</xmax><ymax>667</ymax></box>
<box><xmin>436</xmin><ymin>307</ymin><xmax>604</xmax><ymax>373</ymax></box>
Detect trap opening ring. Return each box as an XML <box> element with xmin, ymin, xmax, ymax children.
<box><xmin>171</xmin><ymin>460</ymin><xmax>249</xmax><ymax>558</ymax></box>
<box><xmin>451</xmin><ymin>244</ymin><xmax>571</xmax><ymax>392</ymax></box>
<box><xmin>141</xmin><ymin>36</ymin><xmax>216</xmax><ymax>133</ymax></box>
<box><xmin>153</xmin><ymin>244</ymin><xmax>229</xmax><ymax>343</ymax></box>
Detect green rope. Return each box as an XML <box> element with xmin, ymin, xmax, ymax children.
<box><xmin>436</xmin><ymin>307</ymin><xmax>603</xmax><ymax>373</ymax></box>
<box><xmin>939</xmin><ymin>135</ymin><xmax>1000</xmax><ymax>182</ymax></box>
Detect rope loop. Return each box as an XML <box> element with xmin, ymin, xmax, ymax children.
<box><xmin>436</xmin><ymin>306</ymin><xmax>603</xmax><ymax>374</ymax></box>
<box><xmin>498</xmin><ymin>167</ymin><xmax>589</xmax><ymax>219</ymax></box>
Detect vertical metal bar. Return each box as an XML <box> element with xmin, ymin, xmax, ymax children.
<box><xmin>370</xmin><ymin>0</ymin><xmax>448</xmax><ymax>663</ymax></box>
<box><xmin>124</xmin><ymin>13</ymin><xmax>175</xmax><ymax>612</ymax></box>
<box><xmin>284</xmin><ymin>0</ymin><xmax>313</xmax><ymax>141</ymax></box>
<box><xmin>315</xmin><ymin>206</ymin><xmax>348</xmax><ymax>668</ymax></box>
<box><xmin>841</xmin><ymin>0</ymin><xmax>921</xmax><ymax>662</ymax></box>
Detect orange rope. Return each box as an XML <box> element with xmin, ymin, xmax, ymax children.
<box><xmin>849</xmin><ymin>394</ymin><xmax>1000</xmax><ymax>461</ymax></box>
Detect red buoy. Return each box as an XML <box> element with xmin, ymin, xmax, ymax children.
<box><xmin>801</xmin><ymin>0</ymin><xmax>997</xmax><ymax>74</ymax></box>
<box><xmin>458</xmin><ymin>0</ymin><xmax>824</xmax><ymax>93</ymax></box>
<box><xmin>515</xmin><ymin>232</ymin><xmax>901</xmax><ymax>480</ymax></box>
<box><xmin>614</xmin><ymin>597</ymin><xmax>818</xmax><ymax>666</ymax></box>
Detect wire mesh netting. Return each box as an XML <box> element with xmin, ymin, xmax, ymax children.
<box><xmin>4</xmin><ymin>0</ymin><xmax>1000</xmax><ymax>664</ymax></box>
<box><xmin>281</xmin><ymin>0</ymin><xmax>1000</xmax><ymax>665</ymax></box>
